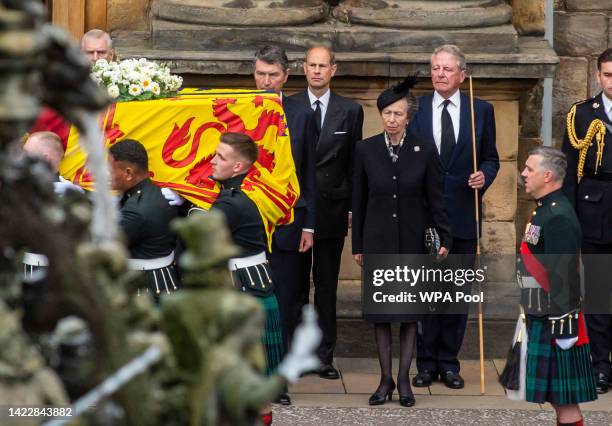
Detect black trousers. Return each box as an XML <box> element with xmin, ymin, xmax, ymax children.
<box><xmin>416</xmin><ymin>237</ymin><xmax>476</xmax><ymax>374</ymax></box>
<box><xmin>313</xmin><ymin>236</ymin><xmax>345</xmax><ymax>365</ymax></box>
<box><xmin>582</xmin><ymin>240</ymin><xmax>612</xmax><ymax>377</ymax></box>
<box><xmin>270</xmin><ymin>242</ymin><xmax>312</xmax><ymax>353</ymax></box>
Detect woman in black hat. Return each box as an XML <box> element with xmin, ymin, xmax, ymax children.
<box><xmin>352</xmin><ymin>77</ymin><xmax>452</xmax><ymax>407</ymax></box>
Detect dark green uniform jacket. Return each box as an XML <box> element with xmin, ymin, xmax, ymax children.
<box><xmin>519</xmin><ymin>189</ymin><xmax>581</xmax><ymax>318</ymax></box>
<box><xmin>119</xmin><ymin>178</ymin><xmax>178</xmax><ymax>259</ymax></box>
<box><xmin>211</xmin><ymin>174</ymin><xmax>266</xmax><ymax>256</ymax></box>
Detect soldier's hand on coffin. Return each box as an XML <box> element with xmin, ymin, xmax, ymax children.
<box><xmin>161</xmin><ymin>187</ymin><xmax>185</xmax><ymax>206</ymax></box>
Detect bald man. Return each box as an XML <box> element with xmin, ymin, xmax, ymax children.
<box><xmin>289</xmin><ymin>46</ymin><xmax>364</xmax><ymax>379</ymax></box>
<box><xmin>21</xmin><ymin>132</ymin><xmax>84</xmax><ymax>280</ymax></box>
<box><xmin>23</xmin><ymin>131</ymin><xmax>83</xmax><ymax>196</ymax></box>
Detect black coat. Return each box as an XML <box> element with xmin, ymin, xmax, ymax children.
<box><xmin>272</xmin><ymin>95</ymin><xmax>317</xmax><ymax>250</ymax></box>
<box><xmin>562</xmin><ymin>92</ymin><xmax>612</xmax><ymax>244</ymax></box>
<box><xmin>352</xmin><ymin>132</ymin><xmax>452</xmax><ymax>254</ymax></box>
<box><xmin>289</xmin><ymin>90</ymin><xmax>364</xmax><ymax>239</ymax></box>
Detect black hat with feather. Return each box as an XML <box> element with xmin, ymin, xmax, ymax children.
<box><xmin>376</xmin><ymin>76</ymin><xmax>418</xmax><ymax>112</ymax></box>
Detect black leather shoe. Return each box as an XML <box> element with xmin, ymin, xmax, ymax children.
<box><xmin>368</xmin><ymin>380</ymin><xmax>395</xmax><ymax>406</ymax></box>
<box><xmin>275</xmin><ymin>392</ymin><xmax>291</xmax><ymax>405</ymax></box>
<box><xmin>442</xmin><ymin>371</ymin><xmax>464</xmax><ymax>389</ymax></box>
<box><xmin>319</xmin><ymin>364</ymin><xmax>340</xmax><ymax>380</ymax></box>
<box><xmin>412</xmin><ymin>371</ymin><xmax>436</xmax><ymax>387</ymax></box>
<box><xmin>595</xmin><ymin>372</ymin><xmax>609</xmax><ymax>394</ymax></box>
<box><xmin>399</xmin><ymin>394</ymin><xmax>416</xmax><ymax>407</ymax></box>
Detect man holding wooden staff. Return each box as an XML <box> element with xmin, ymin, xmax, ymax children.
<box><xmin>409</xmin><ymin>44</ymin><xmax>499</xmax><ymax>390</ymax></box>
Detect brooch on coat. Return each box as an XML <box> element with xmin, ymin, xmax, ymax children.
<box><xmin>523</xmin><ymin>222</ymin><xmax>541</xmax><ymax>245</ymax></box>
<box><xmin>593</xmin><ymin>102</ymin><xmax>600</xmax><ymax>109</ymax></box>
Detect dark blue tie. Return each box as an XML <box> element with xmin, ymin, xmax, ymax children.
<box><xmin>440</xmin><ymin>99</ymin><xmax>455</xmax><ymax>167</ymax></box>
<box><xmin>314</xmin><ymin>100</ymin><xmax>322</xmax><ymax>130</ymax></box>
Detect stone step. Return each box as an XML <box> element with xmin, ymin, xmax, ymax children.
<box><xmin>333</xmin><ymin>280</ymin><xmax>520</xmax><ymax>320</ymax></box>
<box><xmin>113</xmin><ymin>34</ymin><xmax>557</xmax><ymax>79</ymax></box>
<box><xmin>151</xmin><ymin>19</ymin><xmax>518</xmax><ymax>54</ymax></box>
<box><xmin>320</xmin><ymin>279</ymin><xmax>518</xmax><ymax>358</ymax></box>
<box><xmin>335</xmin><ymin>317</ymin><xmax>515</xmax><ymax>359</ymax></box>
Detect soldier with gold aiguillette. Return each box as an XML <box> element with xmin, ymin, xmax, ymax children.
<box><xmin>518</xmin><ymin>147</ymin><xmax>597</xmax><ymax>426</ymax></box>
<box><xmin>562</xmin><ymin>47</ymin><xmax>612</xmax><ymax>395</ymax></box>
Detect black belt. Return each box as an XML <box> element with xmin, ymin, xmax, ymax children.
<box><xmin>583</xmin><ymin>171</ymin><xmax>612</xmax><ymax>182</ymax></box>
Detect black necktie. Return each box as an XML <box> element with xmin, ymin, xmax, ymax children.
<box><xmin>314</xmin><ymin>100</ymin><xmax>322</xmax><ymax>130</ymax></box>
<box><xmin>440</xmin><ymin>99</ymin><xmax>455</xmax><ymax>167</ymax></box>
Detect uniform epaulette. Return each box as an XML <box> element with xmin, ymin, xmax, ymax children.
<box><xmin>571</xmin><ymin>97</ymin><xmax>594</xmax><ymax>108</ymax></box>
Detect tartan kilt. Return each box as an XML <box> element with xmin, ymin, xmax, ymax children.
<box><xmin>255</xmin><ymin>293</ymin><xmax>285</xmax><ymax>376</ymax></box>
<box><xmin>525</xmin><ymin>316</ymin><xmax>597</xmax><ymax>404</ymax></box>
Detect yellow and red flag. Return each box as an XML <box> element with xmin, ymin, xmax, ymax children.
<box><xmin>59</xmin><ymin>88</ymin><xmax>299</xmax><ymax>248</ymax></box>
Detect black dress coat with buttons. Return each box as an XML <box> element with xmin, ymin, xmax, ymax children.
<box><xmin>352</xmin><ymin>131</ymin><xmax>452</xmax><ymax>254</ymax></box>
<box><xmin>562</xmin><ymin>92</ymin><xmax>612</xmax><ymax>244</ymax></box>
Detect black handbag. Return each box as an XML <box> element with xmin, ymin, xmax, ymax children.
<box><xmin>424</xmin><ymin>227</ymin><xmax>440</xmax><ymax>256</ymax></box>
<box><xmin>231</xmin><ymin>262</ymin><xmax>275</xmax><ymax>297</ymax></box>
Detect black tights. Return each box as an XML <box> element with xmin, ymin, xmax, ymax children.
<box><xmin>374</xmin><ymin>322</ymin><xmax>416</xmax><ymax>396</ymax></box>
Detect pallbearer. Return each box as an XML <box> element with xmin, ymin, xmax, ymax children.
<box><xmin>518</xmin><ymin>146</ymin><xmax>597</xmax><ymax>426</ymax></box>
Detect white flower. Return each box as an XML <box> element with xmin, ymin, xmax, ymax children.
<box><xmin>90</xmin><ymin>57</ymin><xmax>181</xmax><ymax>101</ymax></box>
<box><xmin>95</xmin><ymin>59</ymin><xmax>109</xmax><ymax>69</ymax></box>
<box><xmin>107</xmin><ymin>85</ymin><xmax>120</xmax><ymax>99</ymax></box>
<box><xmin>127</xmin><ymin>71</ymin><xmax>141</xmax><ymax>83</ymax></box>
<box><xmin>150</xmin><ymin>81</ymin><xmax>161</xmax><ymax>96</ymax></box>
<box><xmin>141</xmin><ymin>77</ymin><xmax>153</xmax><ymax>92</ymax></box>
<box><xmin>128</xmin><ymin>84</ymin><xmax>143</xmax><ymax>97</ymax></box>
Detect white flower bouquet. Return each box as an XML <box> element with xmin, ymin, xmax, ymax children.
<box><xmin>91</xmin><ymin>58</ymin><xmax>183</xmax><ymax>102</ymax></box>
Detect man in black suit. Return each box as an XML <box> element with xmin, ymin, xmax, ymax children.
<box><xmin>289</xmin><ymin>46</ymin><xmax>364</xmax><ymax>379</ymax></box>
<box><xmin>409</xmin><ymin>44</ymin><xmax>499</xmax><ymax>389</ymax></box>
<box><xmin>253</xmin><ymin>46</ymin><xmax>317</xmax><ymax>402</ymax></box>
<box><xmin>562</xmin><ymin>48</ymin><xmax>612</xmax><ymax>394</ymax></box>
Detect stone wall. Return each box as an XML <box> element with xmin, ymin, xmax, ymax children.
<box><xmin>515</xmin><ymin>2</ymin><xmax>612</xmax><ymax>249</ymax></box>
<box><xmin>552</xmin><ymin>2</ymin><xmax>612</xmax><ymax>146</ymax></box>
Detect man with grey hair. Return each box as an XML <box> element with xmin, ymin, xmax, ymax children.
<box><xmin>409</xmin><ymin>44</ymin><xmax>499</xmax><ymax>389</ymax></box>
<box><xmin>81</xmin><ymin>28</ymin><xmax>114</xmax><ymax>64</ymax></box>
<box><xmin>516</xmin><ymin>146</ymin><xmax>596</xmax><ymax>426</ymax></box>
<box><xmin>252</xmin><ymin>45</ymin><xmax>317</xmax><ymax>405</ymax></box>
<box><xmin>30</xmin><ymin>29</ymin><xmax>114</xmax><ymax>146</ymax></box>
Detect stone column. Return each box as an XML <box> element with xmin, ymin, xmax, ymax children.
<box><xmin>333</xmin><ymin>0</ymin><xmax>512</xmax><ymax>29</ymax></box>
<box><xmin>153</xmin><ymin>0</ymin><xmax>328</xmax><ymax>26</ymax></box>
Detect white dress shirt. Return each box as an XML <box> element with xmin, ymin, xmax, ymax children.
<box><xmin>601</xmin><ymin>92</ymin><xmax>612</xmax><ymax>122</ymax></box>
<box><xmin>432</xmin><ymin>90</ymin><xmax>461</xmax><ymax>154</ymax></box>
<box><xmin>308</xmin><ymin>88</ymin><xmax>331</xmax><ymax>128</ymax></box>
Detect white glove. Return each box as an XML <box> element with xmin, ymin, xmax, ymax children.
<box><xmin>277</xmin><ymin>305</ymin><xmax>322</xmax><ymax>383</ymax></box>
<box><xmin>555</xmin><ymin>337</ymin><xmax>578</xmax><ymax>350</ymax></box>
<box><xmin>161</xmin><ymin>187</ymin><xmax>185</xmax><ymax>206</ymax></box>
<box><xmin>54</xmin><ymin>176</ymin><xmax>85</xmax><ymax>196</ymax></box>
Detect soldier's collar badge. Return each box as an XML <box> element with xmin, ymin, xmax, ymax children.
<box><xmin>593</xmin><ymin>102</ymin><xmax>600</xmax><ymax>109</ymax></box>
<box><xmin>414</xmin><ymin>146</ymin><xmax>420</xmax><ymax>152</ymax></box>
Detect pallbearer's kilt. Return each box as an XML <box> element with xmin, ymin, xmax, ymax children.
<box><xmin>525</xmin><ymin>315</ymin><xmax>597</xmax><ymax>404</ymax></box>
<box><xmin>255</xmin><ymin>293</ymin><xmax>285</xmax><ymax>376</ymax></box>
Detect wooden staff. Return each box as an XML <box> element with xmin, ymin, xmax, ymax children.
<box><xmin>469</xmin><ymin>75</ymin><xmax>485</xmax><ymax>395</ymax></box>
